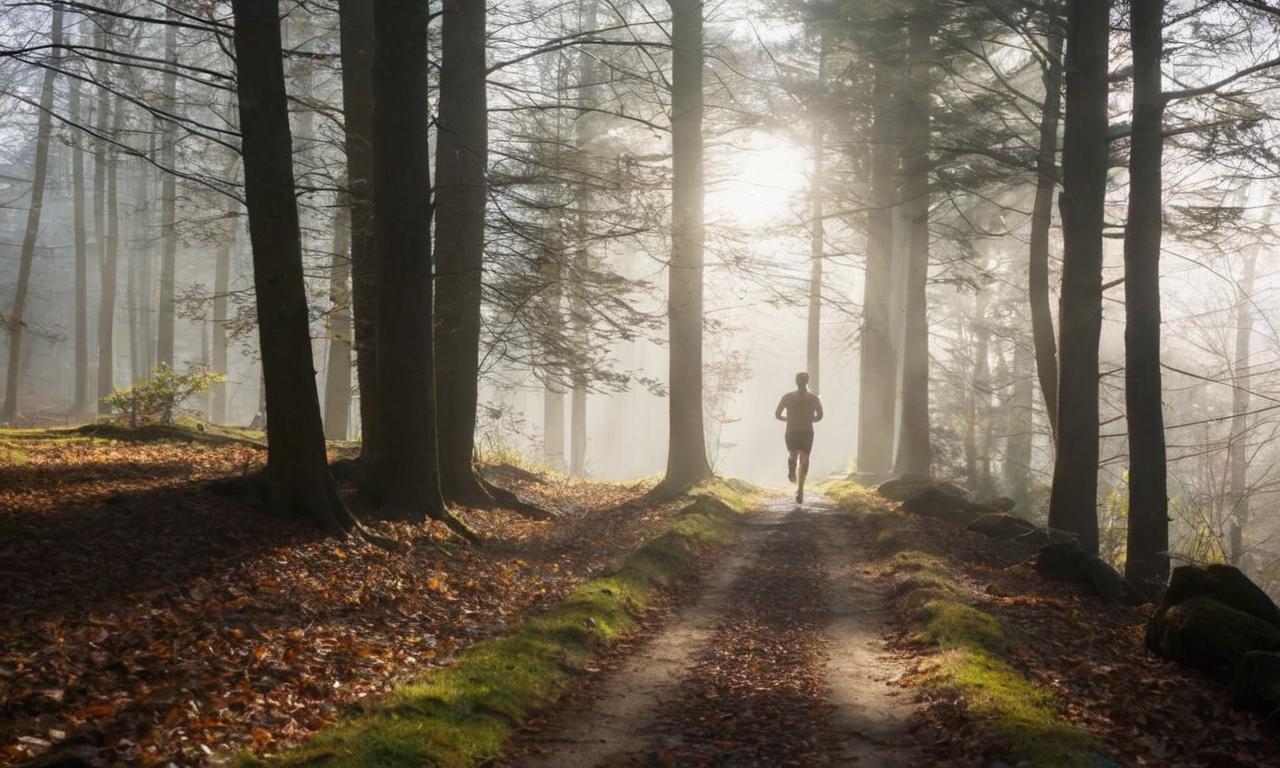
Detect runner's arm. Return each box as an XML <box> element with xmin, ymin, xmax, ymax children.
<box><xmin>775</xmin><ymin>395</ymin><xmax>788</xmax><ymax>422</ymax></box>
<box><xmin>813</xmin><ymin>397</ymin><xmax>824</xmax><ymax>422</ymax></box>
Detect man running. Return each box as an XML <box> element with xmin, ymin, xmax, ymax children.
<box><xmin>775</xmin><ymin>372</ymin><xmax>823</xmax><ymax>503</ymax></box>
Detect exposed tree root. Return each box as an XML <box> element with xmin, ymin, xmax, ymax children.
<box><xmin>480</xmin><ymin>478</ymin><xmax>556</xmax><ymax>520</ymax></box>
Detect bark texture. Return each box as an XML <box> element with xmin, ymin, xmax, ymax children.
<box><xmin>1047</xmin><ymin>0</ymin><xmax>1111</xmax><ymax>554</ymax></box>
<box><xmin>1030</xmin><ymin>20</ymin><xmax>1063</xmax><ymax>443</ymax></box>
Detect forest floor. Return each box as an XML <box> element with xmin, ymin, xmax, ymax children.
<box><xmin>3</xmin><ymin>429</ymin><xmax>1279</xmax><ymax>767</ymax></box>
<box><xmin>0</xmin><ymin>427</ymin><xmax>695</xmax><ymax>766</ymax></box>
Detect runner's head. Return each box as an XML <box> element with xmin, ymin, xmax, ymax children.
<box><xmin>795</xmin><ymin>372</ymin><xmax>810</xmax><ymax>390</ymax></box>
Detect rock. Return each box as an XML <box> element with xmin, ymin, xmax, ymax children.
<box><xmin>1035</xmin><ymin>541</ymin><xmax>1086</xmax><ymax>580</ymax></box>
<box><xmin>1076</xmin><ymin>555</ymin><xmax>1148</xmax><ymax>606</ymax></box>
<box><xmin>1147</xmin><ymin>564</ymin><xmax>1280</xmax><ymax>654</ymax></box>
<box><xmin>966</xmin><ymin>513</ymin><xmax>1044</xmax><ymax>544</ymax></box>
<box><xmin>901</xmin><ymin>487</ymin><xmax>983</xmax><ymax>526</ymax></box>
<box><xmin>876</xmin><ymin>476</ymin><xmax>969</xmax><ymax>502</ymax></box>
<box><xmin>1160</xmin><ymin>564</ymin><xmax>1280</xmax><ymax>628</ymax></box>
<box><xmin>1152</xmin><ymin>596</ymin><xmax>1280</xmax><ymax>672</ymax></box>
<box><xmin>981</xmin><ymin>496</ymin><xmax>1018</xmax><ymax>513</ymax></box>
<box><xmin>1034</xmin><ymin>542</ymin><xmax>1146</xmax><ymax>605</ymax></box>
<box><xmin>1233</xmin><ymin>651</ymin><xmax>1280</xmax><ymax>713</ymax></box>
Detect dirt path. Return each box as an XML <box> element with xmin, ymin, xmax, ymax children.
<box><xmin>505</xmin><ymin>494</ymin><xmax>925</xmax><ymax>767</ymax></box>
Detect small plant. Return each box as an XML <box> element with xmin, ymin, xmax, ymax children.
<box><xmin>101</xmin><ymin>365</ymin><xmax>226</xmax><ymax>428</ymax></box>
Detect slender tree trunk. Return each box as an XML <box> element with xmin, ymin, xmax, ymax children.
<box><xmin>323</xmin><ymin>194</ymin><xmax>353</xmax><ymax>440</ymax></box>
<box><xmin>1030</xmin><ymin>20</ymin><xmax>1064</xmax><ymax>443</ymax></box>
<box><xmin>1048</xmin><ymin>0</ymin><xmax>1111</xmax><ymax>554</ymax></box>
<box><xmin>230</xmin><ymin>0</ymin><xmax>354</xmax><ymax>533</ymax></box>
<box><xmin>69</xmin><ymin>49</ymin><xmax>90</xmax><ymax>414</ymax></box>
<box><xmin>972</xmin><ymin>288</ymin><xmax>992</xmax><ymax>495</ymax></box>
<box><xmin>569</xmin><ymin>0</ymin><xmax>601</xmax><ymax>478</ymax></box>
<box><xmin>212</xmin><ymin>153</ymin><xmax>238</xmax><ymax>424</ymax></box>
<box><xmin>1228</xmin><ymin>251</ymin><xmax>1256</xmax><ymax>566</ymax></box>
<box><xmin>142</xmin><ymin>128</ymin><xmax>157</xmax><ymax>377</ymax></box>
<box><xmin>893</xmin><ymin>14</ymin><xmax>933</xmax><ymax>478</ymax></box>
<box><xmin>434</xmin><ymin>0</ymin><xmax>491</xmax><ymax>502</ymax></box>
<box><xmin>544</xmin><ymin>246</ymin><xmax>566</xmax><ymax>470</ymax></box>
<box><xmin>338</xmin><ymin>0</ymin><xmax>379</xmax><ymax>459</ymax></box>
<box><xmin>97</xmin><ymin>103</ymin><xmax>123</xmax><ymax>408</ymax></box>
<box><xmin>157</xmin><ymin>13</ymin><xmax>178</xmax><ymax>369</ymax></box>
<box><xmin>857</xmin><ymin>26</ymin><xmax>902</xmax><ymax>481</ymax></box>
<box><xmin>367</xmin><ymin>0</ymin><xmax>446</xmax><ymax>517</ymax></box>
<box><xmin>2</xmin><ymin>7</ymin><xmax>63</xmax><ymax>424</ymax></box>
<box><xmin>1123</xmin><ymin>0</ymin><xmax>1169</xmax><ymax>592</ymax></box>
<box><xmin>807</xmin><ymin>33</ymin><xmax>828</xmax><ymax>395</ymax></box>
<box><xmin>659</xmin><ymin>0</ymin><xmax>713</xmax><ymax>492</ymax></box>
<box><xmin>127</xmin><ymin>155</ymin><xmax>142</xmax><ymax>384</ymax></box>
<box><xmin>1006</xmin><ymin>337</ymin><xmax>1035</xmax><ymax>508</ymax></box>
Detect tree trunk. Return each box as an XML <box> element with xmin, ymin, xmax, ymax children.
<box><xmin>857</xmin><ymin>25</ymin><xmax>902</xmax><ymax>481</ymax></box>
<box><xmin>1006</xmin><ymin>336</ymin><xmax>1035</xmax><ymax>508</ymax></box>
<box><xmin>893</xmin><ymin>14</ymin><xmax>933</xmax><ymax>478</ymax></box>
<box><xmin>972</xmin><ymin>288</ymin><xmax>992</xmax><ymax>495</ymax></box>
<box><xmin>1228</xmin><ymin>251</ymin><xmax>1256</xmax><ymax>566</ymax></box>
<box><xmin>1123</xmin><ymin>0</ymin><xmax>1169</xmax><ymax>593</ymax></box>
<box><xmin>230</xmin><ymin>0</ymin><xmax>354</xmax><ymax>533</ymax></box>
<box><xmin>1030</xmin><ymin>19</ymin><xmax>1064</xmax><ymax>443</ymax></box>
<box><xmin>127</xmin><ymin>154</ymin><xmax>142</xmax><ymax>384</ymax></box>
<box><xmin>806</xmin><ymin>32</ymin><xmax>828</xmax><ymax>395</ymax></box>
<box><xmin>659</xmin><ymin>0</ymin><xmax>713</xmax><ymax>493</ymax></box>
<box><xmin>157</xmin><ymin>12</ymin><xmax>178</xmax><ymax>369</ymax></box>
<box><xmin>323</xmin><ymin>194</ymin><xmax>353</xmax><ymax>440</ymax></box>
<box><xmin>1048</xmin><ymin>0</ymin><xmax>1111</xmax><ymax>554</ymax></box>
<box><xmin>2</xmin><ymin>7</ymin><xmax>63</xmax><ymax>424</ymax></box>
<box><xmin>433</xmin><ymin>0</ymin><xmax>490</xmax><ymax>503</ymax></box>
<box><xmin>212</xmin><ymin>153</ymin><xmax>238</xmax><ymax>424</ymax></box>
<box><xmin>569</xmin><ymin>0</ymin><xmax>601</xmax><ymax>478</ymax></box>
<box><xmin>367</xmin><ymin>0</ymin><xmax>446</xmax><ymax>518</ymax></box>
<box><xmin>338</xmin><ymin>0</ymin><xmax>379</xmax><ymax>460</ymax></box>
<box><xmin>98</xmin><ymin>102</ymin><xmax>123</xmax><ymax>409</ymax></box>
<box><xmin>69</xmin><ymin>42</ymin><xmax>90</xmax><ymax>414</ymax></box>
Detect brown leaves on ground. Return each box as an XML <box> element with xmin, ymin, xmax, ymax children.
<box><xmin>623</xmin><ymin>510</ymin><xmax>834</xmax><ymax>767</ymax></box>
<box><xmin>888</xmin><ymin>512</ymin><xmax>1280</xmax><ymax>767</ymax></box>
<box><xmin>0</xmin><ymin>433</ymin><xmax>682</xmax><ymax>766</ymax></box>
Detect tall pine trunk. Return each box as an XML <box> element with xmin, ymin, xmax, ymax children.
<box><xmin>1228</xmin><ymin>251</ymin><xmax>1256</xmax><ymax>565</ymax></box>
<box><xmin>323</xmin><ymin>193</ymin><xmax>353</xmax><ymax>440</ymax></box>
<box><xmin>659</xmin><ymin>0</ymin><xmax>713</xmax><ymax>493</ymax></box>
<box><xmin>1122</xmin><ymin>0</ymin><xmax>1169</xmax><ymax>592</ymax></box>
<box><xmin>338</xmin><ymin>0</ymin><xmax>379</xmax><ymax>459</ymax></box>
<box><xmin>157</xmin><ymin>13</ymin><xmax>178</xmax><ymax>369</ymax></box>
<box><xmin>893</xmin><ymin>14</ymin><xmax>933</xmax><ymax>478</ymax></box>
<box><xmin>367</xmin><ymin>0</ymin><xmax>446</xmax><ymax>517</ymax></box>
<box><xmin>230</xmin><ymin>0</ymin><xmax>353</xmax><ymax>533</ymax></box>
<box><xmin>2</xmin><ymin>7</ymin><xmax>63</xmax><ymax>424</ymax></box>
<box><xmin>857</xmin><ymin>24</ymin><xmax>901</xmax><ymax>481</ymax></box>
<box><xmin>1030</xmin><ymin>20</ymin><xmax>1063</xmax><ymax>443</ymax></box>
<box><xmin>1006</xmin><ymin>336</ymin><xmax>1035</xmax><ymax>508</ymax></box>
<box><xmin>98</xmin><ymin>103</ymin><xmax>123</xmax><ymax>406</ymax></box>
<box><xmin>212</xmin><ymin>152</ymin><xmax>238</xmax><ymax>424</ymax></box>
<box><xmin>806</xmin><ymin>33</ymin><xmax>828</xmax><ymax>395</ymax></box>
<box><xmin>69</xmin><ymin>46</ymin><xmax>90</xmax><ymax>414</ymax></box>
<box><xmin>1048</xmin><ymin>0</ymin><xmax>1111</xmax><ymax>554</ymax></box>
<box><xmin>434</xmin><ymin>0</ymin><xmax>490</xmax><ymax>503</ymax></box>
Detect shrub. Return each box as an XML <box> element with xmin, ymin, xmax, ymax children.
<box><xmin>101</xmin><ymin>365</ymin><xmax>225</xmax><ymax>427</ymax></box>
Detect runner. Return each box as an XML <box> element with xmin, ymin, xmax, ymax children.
<box><xmin>775</xmin><ymin>372</ymin><xmax>823</xmax><ymax>503</ymax></box>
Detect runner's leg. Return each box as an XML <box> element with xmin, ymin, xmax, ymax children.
<box><xmin>796</xmin><ymin>449</ymin><xmax>809</xmax><ymax>502</ymax></box>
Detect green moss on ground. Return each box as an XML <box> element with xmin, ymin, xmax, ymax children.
<box><xmin>240</xmin><ymin>481</ymin><xmax>756</xmax><ymax>768</ymax></box>
<box><xmin>823</xmin><ymin>480</ymin><xmax>1102</xmax><ymax>768</ymax></box>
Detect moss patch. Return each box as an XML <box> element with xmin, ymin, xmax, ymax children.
<box><xmin>242</xmin><ymin>481</ymin><xmax>756</xmax><ymax>768</ymax></box>
<box><xmin>825</xmin><ymin>481</ymin><xmax>1102</xmax><ymax>768</ymax></box>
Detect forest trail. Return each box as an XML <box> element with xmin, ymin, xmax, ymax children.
<box><xmin>505</xmin><ymin>494</ymin><xmax>924</xmax><ymax>767</ymax></box>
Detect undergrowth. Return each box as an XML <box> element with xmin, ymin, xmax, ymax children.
<box><xmin>241</xmin><ymin>480</ymin><xmax>756</xmax><ymax>768</ymax></box>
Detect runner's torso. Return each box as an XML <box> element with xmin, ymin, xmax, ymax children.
<box><xmin>781</xmin><ymin>391</ymin><xmax>820</xmax><ymax>432</ymax></box>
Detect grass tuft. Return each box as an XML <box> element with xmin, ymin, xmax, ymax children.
<box><xmin>240</xmin><ymin>482</ymin><xmax>755</xmax><ymax>768</ymax></box>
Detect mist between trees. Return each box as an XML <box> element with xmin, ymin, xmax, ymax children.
<box><xmin>2</xmin><ymin>0</ymin><xmax>1280</xmax><ymax>591</ymax></box>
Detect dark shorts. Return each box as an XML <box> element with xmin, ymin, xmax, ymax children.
<box><xmin>785</xmin><ymin>429</ymin><xmax>814</xmax><ymax>454</ymax></box>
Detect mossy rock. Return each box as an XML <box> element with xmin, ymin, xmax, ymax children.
<box><xmin>979</xmin><ymin>496</ymin><xmax>1018</xmax><ymax>513</ymax></box>
<box><xmin>967</xmin><ymin>513</ymin><xmax>1045</xmax><ymax>545</ymax></box>
<box><xmin>1162</xmin><ymin>564</ymin><xmax>1280</xmax><ymax>628</ymax></box>
<box><xmin>1232</xmin><ymin>651</ymin><xmax>1280</xmax><ymax>714</ymax></box>
<box><xmin>877</xmin><ymin>476</ymin><xmax>969</xmax><ymax>502</ymax></box>
<box><xmin>1154</xmin><ymin>597</ymin><xmax>1280</xmax><ymax>672</ymax></box>
<box><xmin>902</xmin><ymin>487</ymin><xmax>983</xmax><ymax>526</ymax></box>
